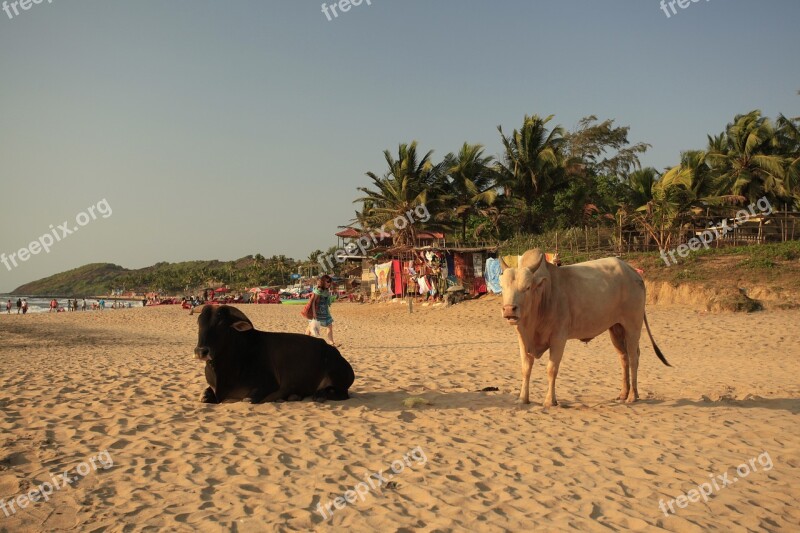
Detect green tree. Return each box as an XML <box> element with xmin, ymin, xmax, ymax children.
<box><xmin>356</xmin><ymin>142</ymin><xmax>445</xmax><ymax>245</ymax></box>
<box><xmin>442</xmin><ymin>143</ymin><xmax>497</xmax><ymax>242</ymax></box>
<box><xmin>705</xmin><ymin>111</ymin><xmax>787</xmax><ymax>203</ymax></box>
<box><xmin>776</xmin><ymin>114</ymin><xmax>800</xmax><ymax>205</ymax></box>
<box><xmin>496</xmin><ymin>114</ymin><xmax>566</xmax><ymax>233</ymax></box>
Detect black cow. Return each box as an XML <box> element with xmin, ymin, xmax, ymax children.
<box><xmin>194</xmin><ymin>305</ymin><xmax>354</xmax><ymax>403</ymax></box>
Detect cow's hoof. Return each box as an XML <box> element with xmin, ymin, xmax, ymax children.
<box><xmin>516</xmin><ymin>398</ymin><xmax>530</xmax><ymax>405</ymax></box>
<box><xmin>287</xmin><ymin>394</ymin><xmax>302</xmax><ymax>402</ymax></box>
<box><xmin>543</xmin><ymin>400</ymin><xmax>558</xmax><ymax>408</ymax></box>
<box><xmin>625</xmin><ymin>395</ymin><xmax>639</xmax><ymax>404</ymax></box>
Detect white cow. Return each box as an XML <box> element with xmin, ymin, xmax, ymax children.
<box><xmin>500</xmin><ymin>249</ymin><xmax>670</xmax><ymax>407</ymax></box>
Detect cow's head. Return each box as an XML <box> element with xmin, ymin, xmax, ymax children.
<box><xmin>499</xmin><ymin>249</ymin><xmax>547</xmax><ymax>325</ymax></box>
<box><xmin>194</xmin><ymin>305</ymin><xmax>254</xmax><ymax>362</ymax></box>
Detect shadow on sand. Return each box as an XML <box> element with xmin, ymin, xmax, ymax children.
<box><xmin>326</xmin><ymin>391</ymin><xmax>800</xmax><ymax>414</ymax></box>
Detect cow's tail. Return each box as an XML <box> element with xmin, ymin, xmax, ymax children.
<box><xmin>643</xmin><ymin>312</ymin><xmax>670</xmax><ymax>367</ymax></box>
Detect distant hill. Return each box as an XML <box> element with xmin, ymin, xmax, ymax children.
<box><xmin>11</xmin><ymin>255</ymin><xmax>302</xmax><ymax>296</ymax></box>
<box><xmin>12</xmin><ymin>263</ymin><xmax>129</xmax><ymax>296</ymax></box>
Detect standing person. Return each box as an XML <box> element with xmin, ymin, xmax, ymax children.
<box><xmin>82</xmin><ymin>299</ymin><xmax>87</xmax><ymax>311</ymax></box>
<box><xmin>5</xmin><ymin>299</ymin><xmax>11</xmax><ymax>314</ymax></box>
<box><xmin>21</xmin><ymin>299</ymin><xmax>28</xmax><ymax>314</ymax></box>
<box><xmin>306</xmin><ymin>275</ymin><xmax>337</xmax><ymax>346</ymax></box>
<box><xmin>16</xmin><ymin>298</ymin><xmax>22</xmax><ymax>314</ymax></box>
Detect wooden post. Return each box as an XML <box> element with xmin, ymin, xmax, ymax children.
<box><xmin>585</xmin><ymin>226</ymin><xmax>589</xmax><ymax>254</ymax></box>
<box><xmin>785</xmin><ymin>204</ymin><xmax>789</xmax><ymax>242</ymax></box>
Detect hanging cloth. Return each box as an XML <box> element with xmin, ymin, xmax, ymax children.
<box><xmin>392</xmin><ymin>260</ymin><xmax>404</xmax><ymax>296</ymax></box>
<box><xmin>485</xmin><ymin>257</ymin><xmax>502</xmax><ymax>294</ymax></box>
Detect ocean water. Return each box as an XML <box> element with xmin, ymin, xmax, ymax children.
<box><xmin>0</xmin><ymin>295</ymin><xmax>141</xmax><ymax>314</ymax></box>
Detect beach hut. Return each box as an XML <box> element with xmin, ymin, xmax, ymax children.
<box><xmin>444</xmin><ymin>246</ymin><xmax>497</xmax><ymax>296</ymax></box>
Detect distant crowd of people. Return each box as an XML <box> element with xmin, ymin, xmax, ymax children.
<box><xmin>4</xmin><ymin>297</ymin><xmax>137</xmax><ymax>314</ymax></box>
<box><xmin>6</xmin><ymin>298</ymin><xmax>28</xmax><ymax>314</ymax></box>
<box><xmin>50</xmin><ymin>298</ymin><xmax>85</xmax><ymax>312</ymax></box>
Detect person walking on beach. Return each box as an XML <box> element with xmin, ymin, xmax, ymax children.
<box><xmin>49</xmin><ymin>299</ymin><xmax>57</xmax><ymax>313</ymax></box>
<box><xmin>21</xmin><ymin>299</ymin><xmax>28</xmax><ymax>314</ymax></box>
<box><xmin>16</xmin><ymin>298</ymin><xmax>22</xmax><ymax>314</ymax></box>
<box><xmin>82</xmin><ymin>299</ymin><xmax>87</xmax><ymax>311</ymax></box>
<box><xmin>5</xmin><ymin>299</ymin><xmax>11</xmax><ymax>314</ymax></box>
<box><xmin>306</xmin><ymin>274</ymin><xmax>337</xmax><ymax>346</ymax></box>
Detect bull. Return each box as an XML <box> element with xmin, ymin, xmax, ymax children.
<box><xmin>194</xmin><ymin>305</ymin><xmax>354</xmax><ymax>403</ymax></box>
<box><xmin>500</xmin><ymin>249</ymin><xmax>670</xmax><ymax>407</ymax></box>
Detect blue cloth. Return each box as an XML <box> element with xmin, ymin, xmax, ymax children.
<box><xmin>485</xmin><ymin>257</ymin><xmax>502</xmax><ymax>294</ymax></box>
<box><xmin>445</xmin><ymin>253</ymin><xmax>455</xmax><ymax>276</ymax></box>
<box><xmin>312</xmin><ymin>288</ymin><xmax>333</xmax><ymax>323</ymax></box>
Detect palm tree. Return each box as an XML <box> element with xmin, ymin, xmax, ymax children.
<box><xmin>442</xmin><ymin>143</ymin><xmax>497</xmax><ymax>242</ymax></box>
<box><xmin>496</xmin><ymin>114</ymin><xmax>566</xmax><ymax>233</ymax></box>
<box><xmin>355</xmin><ymin>142</ymin><xmax>445</xmax><ymax>246</ymax></box>
<box><xmin>634</xmin><ymin>171</ymin><xmax>692</xmax><ymax>251</ymax></box>
<box><xmin>625</xmin><ymin>167</ymin><xmax>660</xmax><ymax>208</ymax></box>
<box><xmin>776</xmin><ymin>114</ymin><xmax>800</xmax><ymax>205</ymax></box>
<box><xmin>705</xmin><ymin>111</ymin><xmax>787</xmax><ymax>203</ymax></box>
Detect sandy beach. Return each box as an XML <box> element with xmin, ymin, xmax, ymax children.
<box><xmin>0</xmin><ymin>299</ymin><xmax>798</xmax><ymax>532</ymax></box>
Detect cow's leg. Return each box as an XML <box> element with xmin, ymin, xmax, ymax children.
<box><xmin>609</xmin><ymin>324</ymin><xmax>630</xmax><ymax>401</ymax></box>
<box><xmin>201</xmin><ymin>386</ymin><xmax>218</xmax><ymax>404</ymax></box>
<box><xmin>517</xmin><ymin>336</ymin><xmax>534</xmax><ymax>404</ymax></box>
<box><xmin>246</xmin><ymin>387</ymin><xmax>275</xmax><ymax>404</ymax></box>
<box><xmin>260</xmin><ymin>388</ymin><xmax>291</xmax><ymax>403</ymax></box>
<box><xmin>544</xmin><ymin>340</ymin><xmax>566</xmax><ymax>408</ymax></box>
<box><xmin>625</xmin><ymin>328</ymin><xmax>642</xmax><ymax>403</ymax></box>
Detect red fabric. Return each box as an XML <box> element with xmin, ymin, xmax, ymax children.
<box><xmin>474</xmin><ymin>279</ymin><xmax>487</xmax><ymax>294</ymax></box>
<box><xmin>392</xmin><ymin>260</ymin><xmax>404</xmax><ymax>296</ymax></box>
<box><xmin>454</xmin><ymin>253</ymin><xmax>467</xmax><ymax>279</ymax></box>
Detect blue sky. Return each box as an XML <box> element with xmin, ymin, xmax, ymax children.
<box><xmin>1</xmin><ymin>0</ymin><xmax>798</xmax><ymax>291</ymax></box>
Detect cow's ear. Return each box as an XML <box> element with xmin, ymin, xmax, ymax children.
<box><xmin>231</xmin><ymin>321</ymin><xmax>253</xmax><ymax>332</ymax></box>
